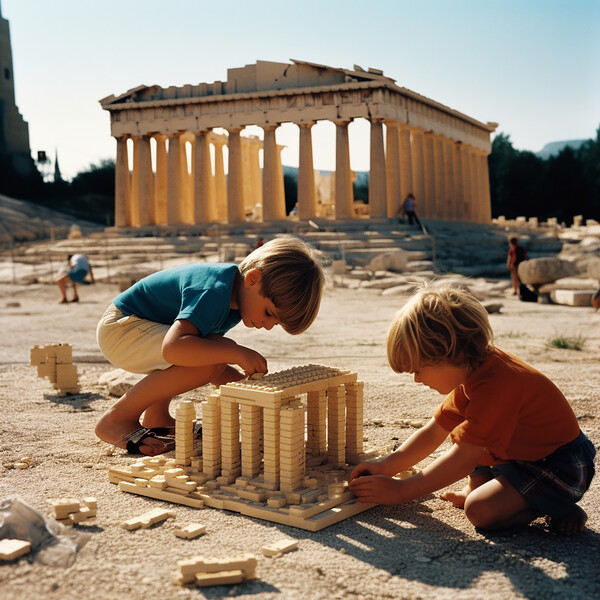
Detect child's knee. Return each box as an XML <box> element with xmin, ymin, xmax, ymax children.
<box><xmin>464</xmin><ymin>496</ymin><xmax>496</xmax><ymax>529</ymax></box>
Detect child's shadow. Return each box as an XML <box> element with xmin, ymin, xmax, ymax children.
<box><xmin>46</xmin><ymin>392</ymin><xmax>104</xmax><ymax>411</ymax></box>
<box><xmin>288</xmin><ymin>501</ymin><xmax>600</xmax><ymax>599</ymax></box>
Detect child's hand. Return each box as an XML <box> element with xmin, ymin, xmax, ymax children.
<box><xmin>236</xmin><ymin>344</ymin><xmax>268</xmax><ymax>377</ymax></box>
<box><xmin>348</xmin><ymin>474</ymin><xmax>405</xmax><ymax>505</ymax></box>
<box><xmin>349</xmin><ymin>461</ymin><xmax>387</xmax><ymax>482</ymax></box>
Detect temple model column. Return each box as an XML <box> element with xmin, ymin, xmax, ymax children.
<box><xmin>262</xmin><ymin>124</ymin><xmax>286</xmax><ymax>220</ymax></box>
<box><xmin>193</xmin><ymin>129</ymin><xmax>216</xmax><ymax>223</ymax></box>
<box><xmin>422</xmin><ymin>131</ymin><xmax>436</xmax><ymax>219</ymax></box>
<box><xmin>385</xmin><ymin>120</ymin><xmax>400</xmax><ymax>218</ymax></box>
<box><xmin>166</xmin><ymin>132</ymin><xmax>184</xmax><ymax>224</ymax></box>
<box><xmin>410</xmin><ymin>128</ymin><xmax>426</xmax><ymax>219</ymax></box>
<box><xmin>398</xmin><ymin>124</ymin><xmax>413</xmax><ymax>204</ymax></box>
<box><xmin>368</xmin><ymin>118</ymin><xmax>387</xmax><ymax>218</ymax></box>
<box><xmin>297</xmin><ymin>121</ymin><xmax>317</xmax><ymax>220</ymax></box>
<box><xmin>227</xmin><ymin>127</ymin><xmax>245</xmax><ymax>223</ymax></box>
<box><xmin>114</xmin><ymin>135</ymin><xmax>130</xmax><ymax>227</ymax></box>
<box><xmin>334</xmin><ymin>119</ymin><xmax>354</xmax><ymax>219</ymax></box>
<box><xmin>154</xmin><ymin>134</ymin><xmax>168</xmax><ymax>225</ymax></box>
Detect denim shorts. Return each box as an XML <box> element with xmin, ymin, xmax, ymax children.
<box><xmin>472</xmin><ymin>431</ymin><xmax>596</xmax><ymax>518</ymax></box>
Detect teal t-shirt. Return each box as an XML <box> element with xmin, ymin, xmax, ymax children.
<box><xmin>113</xmin><ymin>263</ymin><xmax>241</xmax><ymax>336</ymax></box>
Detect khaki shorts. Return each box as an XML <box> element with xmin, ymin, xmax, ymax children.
<box><xmin>96</xmin><ymin>304</ymin><xmax>172</xmax><ymax>374</ymax></box>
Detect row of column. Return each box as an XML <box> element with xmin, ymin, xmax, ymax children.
<box><xmin>113</xmin><ymin>120</ymin><xmax>491</xmax><ymax>227</ymax></box>
<box><xmin>381</xmin><ymin>121</ymin><xmax>492</xmax><ymax>223</ymax></box>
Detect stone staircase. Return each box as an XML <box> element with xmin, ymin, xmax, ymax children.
<box><xmin>0</xmin><ymin>218</ymin><xmax>566</xmax><ymax>286</ymax></box>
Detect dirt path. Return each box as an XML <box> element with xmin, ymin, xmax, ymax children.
<box><xmin>0</xmin><ymin>280</ymin><xmax>599</xmax><ymax>600</ymax></box>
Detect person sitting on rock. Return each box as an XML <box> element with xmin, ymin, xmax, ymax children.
<box><xmin>349</xmin><ymin>282</ymin><xmax>595</xmax><ymax>535</ymax></box>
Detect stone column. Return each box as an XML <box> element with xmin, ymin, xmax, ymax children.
<box><xmin>410</xmin><ymin>128</ymin><xmax>426</xmax><ymax>219</ymax></box>
<box><xmin>398</xmin><ymin>124</ymin><xmax>413</xmax><ymax>202</ymax></box>
<box><xmin>479</xmin><ymin>150</ymin><xmax>492</xmax><ymax>223</ymax></box>
<box><xmin>193</xmin><ymin>129</ymin><xmax>216</xmax><ymax>223</ymax></box>
<box><xmin>129</xmin><ymin>135</ymin><xmax>141</xmax><ymax>226</ymax></box>
<box><xmin>469</xmin><ymin>148</ymin><xmax>480</xmax><ymax>223</ymax></box>
<box><xmin>212</xmin><ymin>137</ymin><xmax>227</xmax><ymax>221</ymax></box>
<box><xmin>245</xmin><ymin>136</ymin><xmax>263</xmax><ymax>220</ymax></box>
<box><xmin>181</xmin><ymin>136</ymin><xmax>194</xmax><ymax>224</ymax></box>
<box><xmin>154</xmin><ymin>134</ymin><xmax>168</xmax><ymax>225</ymax></box>
<box><xmin>167</xmin><ymin>132</ymin><xmax>184</xmax><ymax>224</ymax></box>
<box><xmin>368</xmin><ymin>118</ymin><xmax>387</xmax><ymax>218</ymax></box>
<box><xmin>227</xmin><ymin>127</ymin><xmax>245</xmax><ymax>223</ymax></box>
<box><xmin>297</xmin><ymin>121</ymin><xmax>317</xmax><ymax>220</ymax></box>
<box><xmin>461</xmin><ymin>144</ymin><xmax>473</xmax><ymax>222</ymax></box>
<box><xmin>114</xmin><ymin>135</ymin><xmax>130</xmax><ymax>227</ymax></box>
<box><xmin>432</xmin><ymin>134</ymin><xmax>445</xmax><ymax>219</ymax></box>
<box><xmin>453</xmin><ymin>142</ymin><xmax>464</xmax><ymax>222</ymax></box>
<box><xmin>262</xmin><ymin>124</ymin><xmax>286</xmax><ymax>221</ymax></box>
<box><xmin>443</xmin><ymin>137</ymin><xmax>455</xmax><ymax>220</ymax></box>
<box><xmin>136</xmin><ymin>134</ymin><xmax>154</xmax><ymax>226</ymax></box>
<box><xmin>385</xmin><ymin>121</ymin><xmax>401</xmax><ymax>218</ymax></box>
<box><xmin>334</xmin><ymin>119</ymin><xmax>354</xmax><ymax>219</ymax></box>
<box><xmin>423</xmin><ymin>131</ymin><xmax>436</xmax><ymax>219</ymax></box>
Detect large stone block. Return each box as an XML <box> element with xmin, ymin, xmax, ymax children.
<box><xmin>587</xmin><ymin>258</ymin><xmax>600</xmax><ymax>282</ymax></box>
<box><xmin>518</xmin><ymin>258</ymin><xmax>578</xmax><ymax>285</ymax></box>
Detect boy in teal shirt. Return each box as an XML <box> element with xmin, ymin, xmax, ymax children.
<box><xmin>96</xmin><ymin>236</ymin><xmax>324</xmax><ymax>456</ymax></box>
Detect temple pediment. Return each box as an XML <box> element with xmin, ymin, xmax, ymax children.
<box><xmin>99</xmin><ymin>59</ymin><xmax>398</xmax><ymax>108</ymax></box>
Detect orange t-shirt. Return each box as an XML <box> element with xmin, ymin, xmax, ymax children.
<box><xmin>433</xmin><ymin>348</ymin><xmax>580</xmax><ymax>465</ymax></box>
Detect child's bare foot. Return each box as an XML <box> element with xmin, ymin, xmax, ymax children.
<box><xmin>546</xmin><ymin>505</ymin><xmax>588</xmax><ymax>535</ymax></box>
<box><xmin>440</xmin><ymin>484</ymin><xmax>470</xmax><ymax>508</ymax></box>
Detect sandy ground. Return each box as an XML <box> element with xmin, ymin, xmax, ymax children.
<box><xmin>0</xmin><ymin>278</ymin><xmax>599</xmax><ymax>600</ymax></box>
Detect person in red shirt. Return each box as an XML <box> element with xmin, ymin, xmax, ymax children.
<box><xmin>349</xmin><ymin>283</ymin><xmax>595</xmax><ymax>535</ymax></box>
<box><xmin>507</xmin><ymin>237</ymin><xmax>528</xmax><ymax>295</ymax></box>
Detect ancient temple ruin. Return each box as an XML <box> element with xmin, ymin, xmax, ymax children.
<box><xmin>100</xmin><ymin>59</ymin><xmax>497</xmax><ymax>227</ymax></box>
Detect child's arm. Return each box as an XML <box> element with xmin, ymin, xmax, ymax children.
<box><xmin>349</xmin><ymin>440</ymin><xmax>485</xmax><ymax>505</ymax></box>
<box><xmin>350</xmin><ymin>417</ymin><xmax>448</xmax><ymax>480</ymax></box>
<box><xmin>161</xmin><ymin>319</ymin><xmax>267</xmax><ymax>375</ymax></box>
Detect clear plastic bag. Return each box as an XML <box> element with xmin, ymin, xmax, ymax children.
<box><xmin>0</xmin><ymin>496</ymin><xmax>91</xmax><ymax>567</ymax></box>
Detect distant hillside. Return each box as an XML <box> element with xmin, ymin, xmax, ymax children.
<box><xmin>536</xmin><ymin>139</ymin><xmax>586</xmax><ymax>160</ymax></box>
<box><xmin>0</xmin><ymin>194</ymin><xmax>102</xmax><ymax>247</ymax></box>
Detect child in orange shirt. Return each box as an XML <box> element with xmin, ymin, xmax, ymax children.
<box><xmin>349</xmin><ymin>283</ymin><xmax>595</xmax><ymax>534</ymax></box>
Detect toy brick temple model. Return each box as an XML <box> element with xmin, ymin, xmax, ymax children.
<box><xmin>108</xmin><ymin>364</ymin><xmax>378</xmax><ymax>531</ymax></box>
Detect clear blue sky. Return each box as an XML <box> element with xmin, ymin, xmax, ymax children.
<box><xmin>3</xmin><ymin>0</ymin><xmax>599</xmax><ymax>180</ymax></box>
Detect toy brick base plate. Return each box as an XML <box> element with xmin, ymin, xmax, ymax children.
<box><xmin>110</xmin><ymin>457</ymin><xmax>376</xmax><ymax>532</ymax></box>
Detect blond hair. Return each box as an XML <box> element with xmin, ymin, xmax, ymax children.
<box><xmin>238</xmin><ymin>236</ymin><xmax>324</xmax><ymax>335</ymax></box>
<box><xmin>386</xmin><ymin>283</ymin><xmax>494</xmax><ymax>373</ymax></box>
